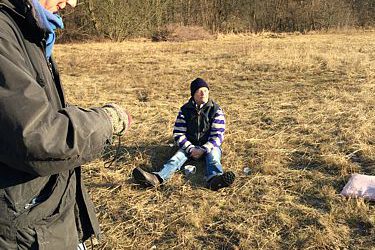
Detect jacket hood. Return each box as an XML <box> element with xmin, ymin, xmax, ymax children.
<box><xmin>0</xmin><ymin>0</ymin><xmax>31</xmax><ymax>17</ymax></box>
<box><xmin>0</xmin><ymin>0</ymin><xmax>47</xmax><ymax>39</ymax></box>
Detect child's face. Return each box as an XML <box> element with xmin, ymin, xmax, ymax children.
<box><xmin>194</xmin><ymin>87</ymin><xmax>209</xmax><ymax>105</ymax></box>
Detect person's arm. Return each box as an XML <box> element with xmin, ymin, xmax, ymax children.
<box><xmin>201</xmin><ymin>107</ymin><xmax>226</xmax><ymax>153</ymax></box>
<box><xmin>173</xmin><ymin>109</ymin><xmax>195</xmax><ymax>154</ymax></box>
<box><xmin>0</xmin><ymin>29</ymin><xmax>118</xmax><ymax>177</ymax></box>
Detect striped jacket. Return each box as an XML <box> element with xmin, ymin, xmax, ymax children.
<box><xmin>173</xmin><ymin>98</ymin><xmax>225</xmax><ymax>154</ymax></box>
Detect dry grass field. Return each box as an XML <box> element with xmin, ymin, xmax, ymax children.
<box><xmin>54</xmin><ymin>31</ymin><xmax>375</xmax><ymax>249</ymax></box>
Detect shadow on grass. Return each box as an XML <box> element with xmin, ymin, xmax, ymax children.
<box><xmin>286</xmin><ymin>149</ymin><xmax>375</xmax><ymax>248</ymax></box>
<box><xmin>287</xmin><ymin>150</ymin><xmax>339</xmax><ymax>175</ymax></box>
<box><xmin>287</xmin><ymin>151</ymin><xmax>348</xmax><ymax>212</ymax></box>
<box><xmin>197</xmin><ymin>221</ymin><xmax>241</xmax><ymax>249</ymax></box>
<box><xmin>347</xmin><ymin>217</ymin><xmax>373</xmax><ymax>237</ymax></box>
<box><xmin>195</xmin><ymin>234</ymin><xmax>239</xmax><ymax>250</ymax></box>
<box><xmin>347</xmin><ymin>151</ymin><xmax>375</xmax><ymax>175</ymax></box>
<box><xmin>152</xmin><ymin>226</ymin><xmax>241</xmax><ymax>250</ymax></box>
<box><xmin>102</xmin><ymin>142</ymin><xmax>208</xmax><ymax>188</ymax></box>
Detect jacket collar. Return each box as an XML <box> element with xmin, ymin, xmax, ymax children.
<box><xmin>186</xmin><ymin>97</ymin><xmax>214</xmax><ymax>109</ymax></box>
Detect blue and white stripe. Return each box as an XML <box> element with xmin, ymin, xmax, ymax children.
<box><xmin>202</xmin><ymin>108</ymin><xmax>225</xmax><ymax>153</ymax></box>
<box><xmin>173</xmin><ymin>110</ymin><xmax>195</xmax><ymax>153</ymax></box>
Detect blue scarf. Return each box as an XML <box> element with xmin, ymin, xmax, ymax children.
<box><xmin>32</xmin><ymin>0</ymin><xmax>64</xmax><ymax>59</ymax></box>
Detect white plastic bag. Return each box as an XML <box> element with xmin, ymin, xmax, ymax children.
<box><xmin>341</xmin><ymin>173</ymin><xmax>375</xmax><ymax>201</ymax></box>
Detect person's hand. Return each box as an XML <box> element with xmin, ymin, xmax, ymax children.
<box><xmin>102</xmin><ymin>103</ymin><xmax>132</xmax><ymax>137</ymax></box>
<box><xmin>190</xmin><ymin>147</ymin><xmax>205</xmax><ymax>160</ymax></box>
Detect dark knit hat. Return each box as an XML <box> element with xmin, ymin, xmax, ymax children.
<box><xmin>190</xmin><ymin>78</ymin><xmax>209</xmax><ymax>96</ymax></box>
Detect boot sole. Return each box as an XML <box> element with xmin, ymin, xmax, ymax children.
<box><xmin>132</xmin><ymin>167</ymin><xmax>158</xmax><ymax>187</ymax></box>
<box><xmin>208</xmin><ymin>171</ymin><xmax>235</xmax><ymax>191</ymax></box>
<box><xmin>223</xmin><ymin>171</ymin><xmax>235</xmax><ymax>186</ymax></box>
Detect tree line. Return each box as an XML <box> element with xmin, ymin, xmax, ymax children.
<box><xmin>59</xmin><ymin>0</ymin><xmax>375</xmax><ymax>41</ymax></box>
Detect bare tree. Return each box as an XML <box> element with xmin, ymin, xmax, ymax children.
<box><xmin>59</xmin><ymin>0</ymin><xmax>374</xmax><ymax>42</ymax></box>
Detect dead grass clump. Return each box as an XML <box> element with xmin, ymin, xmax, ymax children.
<box><xmin>152</xmin><ymin>24</ymin><xmax>216</xmax><ymax>42</ymax></box>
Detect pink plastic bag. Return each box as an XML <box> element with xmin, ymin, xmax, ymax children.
<box><xmin>341</xmin><ymin>173</ymin><xmax>375</xmax><ymax>200</ymax></box>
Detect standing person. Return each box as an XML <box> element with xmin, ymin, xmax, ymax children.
<box><xmin>0</xmin><ymin>0</ymin><xmax>131</xmax><ymax>248</ymax></box>
<box><xmin>133</xmin><ymin>78</ymin><xmax>235</xmax><ymax>191</ymax></box>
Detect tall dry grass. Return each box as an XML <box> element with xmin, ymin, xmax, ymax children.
<box><xmin>54</xmin><ymin>31</ymin><xmax>375</xmax><ymax>249</ymax></box>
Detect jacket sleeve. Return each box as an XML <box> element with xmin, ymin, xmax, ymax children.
<box><xmin>202</xmin><ymin>107</ymin><xmax>225</xmax><ymax>153</ymax></box>
<box><xmin>0</xmin><ymin>29</ymin><xmax>113</xmax><ymax>177</ymax></box>
<box><xmin>173</xmin><ymin>109</ymin><xmax>195</xmax><ymax>154</ymax></box>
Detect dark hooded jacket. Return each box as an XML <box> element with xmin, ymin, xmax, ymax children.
<box><xmin>0</xmin><ymin>0</ymin><xmax>113</xmax><ymax>248</ymax></box>
<box><xmin>180</xmin><ymin>98</ymin><xmax>220</xmax><ymax>146</ymax></box>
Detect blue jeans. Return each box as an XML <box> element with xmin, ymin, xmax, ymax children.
<box><xmin>154</xmin><ymin>147</ymin><xmax>223</xmax><ymax>182</ymax></box>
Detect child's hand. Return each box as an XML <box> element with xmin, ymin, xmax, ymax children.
<box><xmin>190</xmin><ymin>147</ymin><xmax>205</xmax><ymax>159</ymax></box>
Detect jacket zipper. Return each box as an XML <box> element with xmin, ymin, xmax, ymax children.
<box><xmin>197</xmin><ymin>108</ymin><xmax>201</xmax><ymax>143</ymax></box>
<box><xmin>40</xmin><ymin>38</ymin><xmax>55</xmax><ymax>79</ymax></box>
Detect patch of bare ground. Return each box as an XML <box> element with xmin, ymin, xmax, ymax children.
<box><xmin>54</xmin><ymin>30</ymin><xmax>375</xmax><ymax>249</ymax></box>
